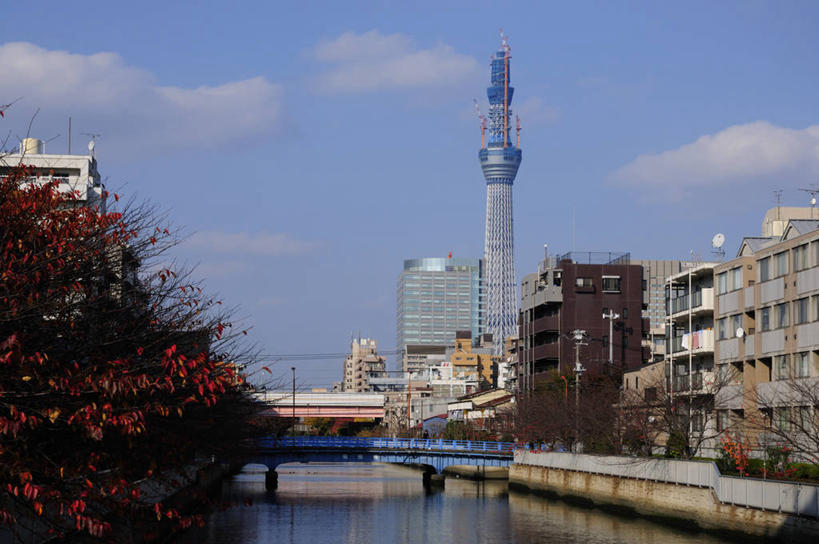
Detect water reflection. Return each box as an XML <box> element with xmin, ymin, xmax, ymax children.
<box><xmin>175</xmin><ymin>462</ymin><xmax>737</xmax><ymax>544</ymax></box>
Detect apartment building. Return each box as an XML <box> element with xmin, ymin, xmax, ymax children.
<box><xmin>666</xmin><ymin>263</ymin><xmax>718</xmax><ymax>394</ymax></box>
<box><xmin>714</xmin><ymin>217</ymin><xmax>819</xmax><ymax>439</ymax></box>
<box><xmin>1</xmin><ymin>137</ymin><xmax>104</xmax><ymax>209</ymax></box>
<box><xmin>518</xmin><ymin>251</ymin><xmax>647</xmax><ymax>392</ymax></box>
<box><xmin>341</xmin><ymin>338</ymin><xmax>386</xmax><ymax>392</ymax></box>
<box><xmin>623</xmin><ymin>209</ymin><xmax>819</xmax><ymax>457</ymax></box>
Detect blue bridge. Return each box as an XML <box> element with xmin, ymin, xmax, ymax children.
<box><xmin>251</xmin><ymin>436</ymin><xmax>515</xmax><ymax>475</ymax></box>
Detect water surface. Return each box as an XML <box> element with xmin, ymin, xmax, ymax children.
<box><xmin>176</xmin><ymin>462</ymin><xmax>736</xmax><ymax>544</ymax></box>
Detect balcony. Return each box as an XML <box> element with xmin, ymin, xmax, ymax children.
<box><xmin>532</xmin><ymin>314</ymin><xmax>560</xmax><ymax>334</ymax></box>
<box><xmin>532</xmin><ymin>343</ymin><xmax>559</xmax><ymax>361</ymax></box>
<box><xmin>670</xmin><ymin>288</ymin><xmax>714</xmax><ymax>318</ymax></box>
<box><xmin>715</xmin><ymin>383</ymin><xmax>743</xmax><ymax>410</ymax></box>
<box><xmin>672</xmin><ymin>371</ymin><xmax>715</xmax><ymax>395</ymax></box>
<box><xmin>671</xmin><ymin>329</ymin><xmax>714</xmax><ymax>354</ymax></box>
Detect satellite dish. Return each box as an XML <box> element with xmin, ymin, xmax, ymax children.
<box><xmin>88</xmin><ymin>140</ymin><xmax>95</xmax><ymax>152</ymax></box>
<box><xmin>712</xmin><ymin>233</ymin><xmax>725</xmax><ymax>249</ymax></box>
<box><xmin>736</xmin><ymin>327</ymin><xmax>744</xmax><ymax>338</ymax></box>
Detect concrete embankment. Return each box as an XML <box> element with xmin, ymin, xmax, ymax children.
<box><xmin>509</xmin><ymin>462</ymin><xmax>819</xmax><ymax>542</ymax></box>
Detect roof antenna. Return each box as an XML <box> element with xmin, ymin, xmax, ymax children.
<box><xmin>773</xmin><ymin>189</ymin><xmax>783</xmax><ymax>220</ymax></box>
<box><xmin>799</xmin><ymin>181</ymin><xmax>819</xmax><ymax>220</ymax></box>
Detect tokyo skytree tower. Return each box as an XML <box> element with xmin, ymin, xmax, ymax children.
<box><xmin>478</xmin><ymin>32</ymin><xmax>522</xmax><ymax>353</ymax></box>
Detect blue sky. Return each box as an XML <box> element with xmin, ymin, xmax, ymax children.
<box><xmin>3</xmin><ymin>1</ymin><xmax>819</xmax><ymax>388</ymax></box>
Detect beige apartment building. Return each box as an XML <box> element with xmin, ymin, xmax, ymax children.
<box><xmin>714</xmin><ymin>217</ymin><xmax>819</xmax><ymax>443</ymax></box>
<box><xmin>341</xmin><ymin>337</ymin><xmax>386</xmax><ymax>392</ymax></box>
<box><xmin>624</xmin><ymin>209</ymin><xmax>819</xmax><ymax>457</ymax></box>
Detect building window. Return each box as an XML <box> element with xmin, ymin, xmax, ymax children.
<box><xmin>798</xmin><ymin>406</ymin><xmax>813</xmax><ymax>429</ymax></box>
<box><xmin>775</xmin><ymin>302</ymin><xmax>789</xmax><ymax>329</ymax></box>
<box><xmin>732</xmin><ymin>314</ymin><xmax>742</xmax><ymax>334</ymax></box>
<box><xmin>774</xmin><ymin>354</ymin><xmax>790</xmax><ymax>380</ymax></box>
<box><xmin>759</xmin><ymin>257</ymin><xmax>770</xmax><ymax>282</ymax></box>
<box><xmin>796</xmin><ymin>297</ymin><xmax>809</xmax><ymax>325</ymax></box>
<box><xmin>717</xmin><ymin>410</ymin><xmax>729</xmax><ymax>432</ymax></box>
<box><xmin>692</xmin><ymin>412</ymin><xmax>704</xmax><ymax>433</ymax></box>
<box><xmin>718</xmin><ymin>317</ymin><xmax>728</xmax><ymax>340</ymax></box>
<box><xmin>795</xmin><ymin>352</ymin><xmax>810</xmax><ymax>378</ymax></box>
<box><xmin>774</xmin><ymin>251</ymin><xmax>789</xmax><ymax>277</ymax></box>
<box><xmin>760</xmin><ymin>307</ymin><xmax>770</xmax><ymax>331</ymax></box>
<box><xmin>794</xmin><ymin>244</ymin><xmax>809</xmax><ymax>272</ymax></box>
<box><xmin>602</xmin><ymin>276</ymin><xmax>621</xmax><ymax>292</ymax></box>
<box><xmin>717</xmin><ymin>271</ymin><xmax>727</xmax><ymax>294</ymax></box>
<box><xmin>622</xmin><ymin>307</ymin><xmax>628</xmax><ymax>319</ymax></box>
<box><xmin>730</xmin><ymin>267</ymin><xmax>742</xmax><ymax>291</ymax></box>
<box><xmin>776</xmin><ymin>407</ymin><xmax>790</xmax><ymax>431</ymax></box>
<box><xmin>576</xmin><ymin>277</ymin><xmax>593</xmax><ymax>288</ymax></box>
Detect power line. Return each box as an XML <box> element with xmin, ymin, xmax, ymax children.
<box><xmin>256</xmin><ymin>349</ymin><xmax>403</xmax><ymax>360</ymax></box>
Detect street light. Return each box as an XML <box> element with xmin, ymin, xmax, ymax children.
<box><xmin>571</xmin><ymin>329</ymin><xmax>587</xmax><ymax>453</ymax></box>
<box><xmin>291</xmin><ymin>367</ymin><xmax>296</xmax><ymax>447</ymax></box>
<box><xmin>603</xmin><ymin>310</ymin><xmax>620</xmax><ymax>372</ymax></box>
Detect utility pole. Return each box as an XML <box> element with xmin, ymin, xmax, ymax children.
<box><xmin>571</xmin><ymin>329</ymin><xmax>587</xmax><ymax>453</ymax></box>
<box><xmin>603</xmin><ymin>310</ymin><xmax>620</xmax><ymax>372</ymax></box>
<box><xmin>291</xmin><ymin>367</ymin><xmax>296</xmax><ymax>447</ymax></box>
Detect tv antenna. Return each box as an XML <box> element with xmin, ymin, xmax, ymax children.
<box><xmin>799</xmin><ymin>181</ymin><xmax>819</xmax><ymax>219</ymax></box>
<box><xmin>711</xmin><ymin>233</ymin><xmax>726</xmax><ymax>260</ymax></box>
<box><xmin>773</xmin><ymin>189</ymin><xmax>783</xmax><ymax>220</ymax></box>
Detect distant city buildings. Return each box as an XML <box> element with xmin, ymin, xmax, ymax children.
<box><xmin>445</xmin><ymin>330</ymin><xmax>498</xmax><ymax>388</ymax></box>
<box><xmin>340</xmin><ymin>337</ymin><xmax>386</xmax><ymax>393</ymax></box>
<box><xmin>633</xmin><ymin>259</ymin><xmax>689</xmax><ymax>363</ymax></box>
<box><xmin>396</xmin><ymin>257</ymin><xmax>484</xmax><ymax>372</ymax></box>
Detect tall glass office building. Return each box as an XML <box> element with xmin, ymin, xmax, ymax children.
<box><xmin>396</xmin><ymin>257</ymin><xmax>484</xmax><ymax>364</ymax></box>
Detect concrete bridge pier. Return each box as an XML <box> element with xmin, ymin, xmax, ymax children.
<box><xmin>423</xmin><ymin>470</ymin><xmax>446</xmax><ymax>490</ymax></box>
<box><xmin>265</xmin><ymin>469</ymin><xmax>278</xmax><ymax>490</ymax></box>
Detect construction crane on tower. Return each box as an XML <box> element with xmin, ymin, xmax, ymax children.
<box><xmin>473</xmin><ymin>98</ymin><xmax>487</xmax><ymax>148</ymax></box>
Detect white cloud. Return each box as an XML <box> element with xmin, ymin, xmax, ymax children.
<box><xmin>187</xmin><ymin>231</ymin><xmax>320</xmax><ymax>257</ymax></box>
<box><xmin>611</xmin><ymin>121</ymin><xmax>819</xmax><ymax>194</ymax></box>
<box><xmin>515</xmin><ymin>96</ymin><xmax>560</xmax><ymax>126</ymax></box>
<box><xmin>311</xmin><ymin>30</ymin><xmax>478</xmax><ymax>93</ymax></box>
<box><xmin>0</xmin><ymin>42</ymin><xmax>283</xmax><ymax>153</ymax></box>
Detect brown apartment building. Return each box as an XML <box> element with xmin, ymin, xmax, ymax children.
<box><xmin>518</xmin><ymin>251</ymin><xmax>647</xmax><ymax>392</ymax></box>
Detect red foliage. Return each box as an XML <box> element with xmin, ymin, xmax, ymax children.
<box><xmin>0</xmin><ymin>165</ymin><xmax>260</xmax><ymax>540</ymax></box>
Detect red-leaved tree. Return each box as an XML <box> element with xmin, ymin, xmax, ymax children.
<box><xmin>0</xmin><ymin>163</ymin><xmax>267</xmax><ymax>541</ymax></box>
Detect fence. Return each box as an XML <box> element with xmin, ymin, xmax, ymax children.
<box><xmin>515</xmin><ymin>451</ymin><xmax>819</xmax><ymax>518</ymax></box>
<box><xmin>258</xmin><ymin>435</ymin><xmax>515</xmax><ymax>453</ymax></box>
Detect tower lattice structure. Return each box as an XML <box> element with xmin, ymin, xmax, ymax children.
<box><xmin>478</xmin><ymin>34</ymin><xmax>522</xmax><ymax>354</ymax></box>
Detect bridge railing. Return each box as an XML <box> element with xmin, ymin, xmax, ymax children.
<box><xmin>258</xmin><ymin>435</ymin><xmax>515</xmax><ymax>454</ymax></box>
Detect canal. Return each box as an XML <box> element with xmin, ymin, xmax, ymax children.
<box><xmin>175</xmin><ymin>463</ymin><xmax>738</xmax><ymax>544</ymax></box>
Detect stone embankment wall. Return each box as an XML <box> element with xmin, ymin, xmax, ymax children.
<box><xmin>511</xmin><ymin>452</ymin><xmax>819</xmax><ymax>541</ymax></box>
